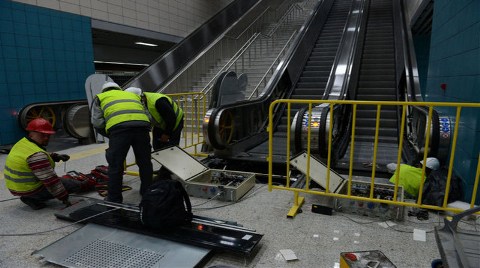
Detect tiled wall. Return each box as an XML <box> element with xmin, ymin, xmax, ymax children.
<box><xmin>12</xmin><ymin>0</ymin><xmax>233</xmax><ymax>38</ymax></box>
<box><xmin>425</xmin><ymin>0</ymin><xmax>480</xmax><ymax>203</ymax></box>
<box><xmin>0</xmin><ymin>1</ymin><xmax>95</xmax><ymax>145</ymax></box>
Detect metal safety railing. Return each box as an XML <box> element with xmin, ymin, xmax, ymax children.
<box><xmin>125</xmin><ymin>92</ymin><xmax>207</xmax><ymax>175</ymax></box>
<box><xmin>267</xmin><ymin>99</ymin><xmax>480</xmax><ymax>218</ymax></box>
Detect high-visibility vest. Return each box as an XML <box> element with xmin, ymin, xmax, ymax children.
<box><xmin>144</xmin><ymin>92</ymin><xmax>183</xmax><ymax>130</ymax></box>
<box><xmin>97</xmin><ymin>90</ymin><xmax>149</xmax><ymax>132</ymax></box>
<box><xmin>4</xmin><ymin>138</ymin><xmax>54</xmax><ymax>193</ymax></box>
<box><xmin>389</xmin><ymin>164</ymin><xmax>423</xmax><ymax>197</ymax></box>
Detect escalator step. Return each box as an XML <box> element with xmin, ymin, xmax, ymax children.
<box><xmin>355</xmin><ymin>118</ymin><xmax>398</xmax><ymax>128</ymax></box>
<box><xmin>356</xmin><ymin>87</ymin><xmax>396</xmax><ymax>95</ymax></box>
<box><xmin>354</xmin><ymin>127</ymin><xmax>399</xmax><ymax>138</ymax></box>
<box><xmin>298</xmin><ymin>76</ymin><xmax>329</xmax><ymax>83</ymax></box>
<box><xmin>302</xmin><ymin>70</ymin><xmax>330</xmax><ymax>77</ymax></box>
<box><xmin>294</xmin><ymin>88</ymin><xmax>327</xmax><ymax>95</ymax></box>
<box><xmin>354</xmin><ymin>134</ymin><xmax>398</xmax><ymax>144</ymax></box>
<box><xmin>358</xmin><ymin>81</ymin><xmax>396</xmax><ymax>88</ymax></box>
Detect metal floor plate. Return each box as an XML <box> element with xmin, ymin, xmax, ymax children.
<box><xmin>33</xmin><ymin>223</ymin><xmax>210</xmax><ymax>268</ymax></box>
<box><xmin>54</xmin><ymin>199</ymin><xmax>263</xmax><ymax>255</ymax></box>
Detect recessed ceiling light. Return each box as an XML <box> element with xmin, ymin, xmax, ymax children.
<box><xmin>94</xmin><ymin>60</ymin><xmax>149</xmax><ymax>66</ymax></box>
<box><xmin>135</xmin><ymin>41</ymin><xmax>158</xmax><ymax>47</ymax></box>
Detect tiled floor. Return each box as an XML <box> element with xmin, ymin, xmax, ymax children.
<box><xmin>0</xmin><ymin>139</ymin><xmax>478</xmax><ymax>268</ymax></box>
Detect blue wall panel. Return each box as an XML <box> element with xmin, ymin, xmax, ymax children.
<box><xmin>426</xmin><ymin>0</ymin><xmax>480</xmax><ymax>203</ymax></box>
<box><xmin>0</xmin><ymin>1</ymin><xmax>95</xmax><ymax>145</ymax></box>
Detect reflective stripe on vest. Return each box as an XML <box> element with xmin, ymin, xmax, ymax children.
<box><xmin>144</xmin><ymin>92</ymin><xmax>184</xmax><ymax>130</ymax></box>
<box><xmin>4</xmin><ymin>138</ymin><xmax>54</xmax><ymax>193</ymax></box>
<box><xmin>97</xmin><ymin>90</ymin><xmax>150</xmax><ymax>132</ymax></box>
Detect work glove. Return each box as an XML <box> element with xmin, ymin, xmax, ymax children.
<box><xmin>51</xmin><ymin>153</ymin><xmax>70</xmax><ymax>162</ymax></box>
<box><xmin>62</xmin><ymin>198</ymin><xmax>72</xmax><ymax>207</ymax></box>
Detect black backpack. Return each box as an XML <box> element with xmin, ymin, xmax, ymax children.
<box><xmin>422</xmin><ymin>167</ymin><xmax>462</xmax><ymax>206</ymax></box>
<box><xmin>139</xmin><ymin>179</ymin><xmax>193</xmax><ymax>229</ymax></box>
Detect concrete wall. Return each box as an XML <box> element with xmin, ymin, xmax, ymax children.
<box><xmin>425</xmin><ymin>0</ymin><xmax>480</xmax><ymax>203</ymax></box>
<box><xmin>12</xmin><ymin>0</ymin><xmax>233</xmax><ymax>37</ymax></box>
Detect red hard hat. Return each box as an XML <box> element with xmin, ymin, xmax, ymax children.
<box><xmin>26</xmin><ymin>118</ymin><xmax>56</xmax><ymax>134</ymax></box>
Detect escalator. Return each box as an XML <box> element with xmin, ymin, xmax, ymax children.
<box><xmin>203</xmin><ymin>0</ymin><xmax>363</xmax><ymax>174</ymax></box>
<box><xmin>204</xmin><ymin>0</ymin><xmax>449</xmax><ymax>178</ymax></box>
<box><xmin>247</xmin><ymin>0</ymin><xmax>353</xmax><ymax>160</ymax></box>
<box><xmin>334</xmin><ymin>0</ymin><xmax>448</xmax><ymax>175</ymax></box>
<box><xmin>338</xmin><ymin>0</ymin><xmax>400</xmax><ymax>172</ymax></box>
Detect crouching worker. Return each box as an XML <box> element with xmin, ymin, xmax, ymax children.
<box><xmin>388</xmin><ymin>157</ymin><xmax>440</xmax><ymax>198</ymax></box>
<box><xmin>3</xmin><ymin>118</ymin><xmax>95</xmax><ymax>210</ymax></box>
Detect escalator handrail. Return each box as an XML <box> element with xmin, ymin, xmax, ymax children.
<box><xmin>396</xmin><ymin>0</ymin><xmax>440</xmax><ymax>156</ymax></box>
<box><xmin>397</xmin><ymin>0</ymin><xmax>423</xmax><ymax>102</ymax></box>
<box><xmin>323</xmin><ymin>0</ymin><xmax>366</xmax><ymax>101</ymax></box>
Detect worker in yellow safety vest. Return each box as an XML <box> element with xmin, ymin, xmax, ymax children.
<box><xmin>3</xmin><ymin>118</ymin><xmax>94</xmax><ymax>210</ymax></box>
<box><xmin>125</xmin><ymin>87</ymin><xmax>184</xmax><ymax>150</ymax></box>
<box><xmin>387</xmin><ymin>157</ymin><xmax>440</xmax><ymax>198</ymax></box>
<box><xmin>91</xmin><ymin>82</ymin><xmax>153</xmax><ymax>203</ymax></box>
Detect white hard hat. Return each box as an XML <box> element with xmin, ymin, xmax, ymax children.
<box><xmin>101</xmin><ymin>82</ymin><xmax>120</xmax><ymax>92</ymax></box>
<box><xmin>125</xmin><ymin>87</ymin><xmax>143</xmax><ymax>96</ymax></box>
<box><xmin>386</xmin><ymin>163</ymin><xmax>398</xmax><ymax>173</ymax></box>
<box><xmin>420</xmin><ymin>157</ymin><xmax>440</xmax><ymax>170</ymax></box>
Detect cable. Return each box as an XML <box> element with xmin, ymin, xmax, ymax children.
<box><xmin>191</xmin><ymin>190</ymin><xmax>224</xmax><ymax>207</ymax></box>
<box><xmin>339</xmin><ymin>213</ymin><xmax>436</xmax><ymax>234</ymax></box>
<box><xmin>384</xmin><ymin>220</ymin><xmax>435</xmax><ymax>234</ymax></box>
<box><xmin>0</xmin><ymin>197</ymin><xmax>20</xmax><ymax>203</ymax></box>
<box><xmin>0</xmin><ymin>207</ymin><xmax>121</xmax><ymax>237</ymax></box>
<box><xmin>339</xmin><ymin>214</ymin><xmax>386</xmax><ymax>225</ymax></box>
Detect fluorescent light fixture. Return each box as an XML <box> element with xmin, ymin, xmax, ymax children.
<box><xmin>135</xmin><ymin>41</ymin><xmax>158</xmax><ymax>47</ymax></box>
<box><xmin>94</xmin><ymin>60</ymin><xmax>149</xmax><ymax>66</ymax></box>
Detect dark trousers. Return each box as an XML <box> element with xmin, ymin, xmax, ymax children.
<box><xmin>152</xmin><ymin>119</ymin><xmax>184</xmax><ymax>150</ymax></box>
<box><xmin>106</xmin><ymin>128</ymin><xmax>153</xmax><ymax>203</ymax></box>
<box><xmin>21</xmin><ymin>178</ymin><xmax>84</xmax><ymax>203</ymax></box>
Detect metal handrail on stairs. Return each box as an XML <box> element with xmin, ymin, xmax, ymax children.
<box><xmin>248</xmin><ymin>30</ymin><xmax>298</xmax><ymax>100</ymax></box>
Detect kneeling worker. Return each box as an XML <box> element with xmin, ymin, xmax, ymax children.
<box><xmin>3</xmin><ymin>118</ymin><xmax>94</xmax><ymax>210</ymax></box>
<box><xmin>388</xmin><ymin>157</ymin><xmax>440</xmax><ymax>198</ymax></box>
<box><xmin>125</xmin><ymin>87</ymin><xmax>184</xmax><ymax>150</ymax></box>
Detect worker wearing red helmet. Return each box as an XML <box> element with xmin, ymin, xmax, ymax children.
<box><xmin>3</xmin><ymin>118</ymin><xmax>94</xmax><ymax>210</ymax></box>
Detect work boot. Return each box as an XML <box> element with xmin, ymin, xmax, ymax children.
<box><xmin>20</xmin><ymin>197</ymin><xmax>46</xmax><ymax>210</ymax></box>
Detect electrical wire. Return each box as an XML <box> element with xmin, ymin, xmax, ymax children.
<box><xmin>339</xmin><ymin>213</ymin><xmax>436</xmax><ymax>233</ymax></box>
<box><xmin>0</xmin><ymin>207</ymin><xmax>121</xmax><ymax>237</ymax></box>
<box><xmin>191</xmin><ymin>190</ymin><xmax>224</xmax><ymax>207</ymax></box>
<box><xmin>0</xmin><ymin>197</ymin><xmax>20</xmax><ymax>203</ymax></box>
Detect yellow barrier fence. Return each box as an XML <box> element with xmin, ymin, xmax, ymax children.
<box><xmin>267</xmin><ymin>99</ymin><xmax>480</xmax><ymax>218</ymax></box>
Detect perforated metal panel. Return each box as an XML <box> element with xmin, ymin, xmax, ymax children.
<box><xmin>33</xmin><ymin>223</ymin><xmax>210</xmax><ymax>268</ymax></box>
<box><xmin>64</xmin><ymin>239</ymin><xmax>164</xmax><ymax>267</ymax></box>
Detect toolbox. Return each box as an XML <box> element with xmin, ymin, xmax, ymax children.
<box><xmin>340</xmin><ymin>250</ymin><xmax>396</xmax><ymax>268</ymax></box>
<box><xmin>151</xmin><ymin>146</ymin><xmax>255</xmax><ymax>202</ymax></box>
<box><xmin>335</xmin><ymin>180</ymin><xmax>405</xmax><ymax>221</ymax></box>
<box><xmin>290</xmin><ymin>152</ymin><xmax>404</xmax><ymax>220</ymax></box>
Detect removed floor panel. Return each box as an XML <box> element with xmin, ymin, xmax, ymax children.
<box><xmin>33</xmin><ymin>223</ymin><xmax>210</xmax><ymax>268</ymax></box>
